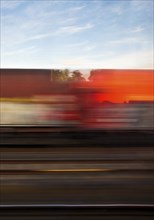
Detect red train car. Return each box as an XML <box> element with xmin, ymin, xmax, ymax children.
<box><xmin>0</xmin><ymin>69</ymin><xmax>54</xmax><ymax>97</ymax></box>
<box><xmin>89</xmin><ymin>69</ymin><xmax>154</xmax><ymax>103</ymax></box>
<box><xmin>0</xmin><ymin>68</ymin><xmax>154</xmax><ymax>131</ymax></box>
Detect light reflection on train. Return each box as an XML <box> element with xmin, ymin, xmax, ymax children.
<box><xmin>1</xmin><ymin>93</ymin><xmax>154</xmax><ymax>131</ymax></box>
<box><xmin>1</xmin><ymin>69</ymin><xmax>154</xmax><ymax>131</ymax></box>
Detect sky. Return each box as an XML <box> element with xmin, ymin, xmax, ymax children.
<box><xmin>1</xmin><ymin>0</ymin><xmax>154</xmax><ymax>70</ymax></box>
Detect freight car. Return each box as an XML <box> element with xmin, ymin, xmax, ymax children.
<box><xmin>0</xmin><ymin>68</ymin><xmax>154</xmax><ymax>133</ymax></box>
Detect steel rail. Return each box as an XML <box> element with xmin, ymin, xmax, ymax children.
<box><xmin>1</xmin><ymin>204</ymin><xmax>154</xmax><ymax>219</ymax></box>
<box><xmin>1</xmin><ymin>204</ymin><xmax>154</xmax><ymax>208</ymax></box>
<box><xmin>1</xmin><ymin>169</ymin><xmax>154</xmax><ymax>174</ymax></box>
<box><xmin>1</xmin><ymin>159</ymin><xmax>153</xmax><ymax>163</ymax></box>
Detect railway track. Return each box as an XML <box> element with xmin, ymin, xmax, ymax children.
<box><xmin>1</xmin><ymin>135</ymin><xmax>154</xmax><ymax>215</ymax></box>
<box><xmin>1</xmin><ymin>159</ymin><xmax>153</xmax><ymax>174</ymax></box>
<box><xmin>1</xmin><ymin>130</ymin><xmax>154</xmax><ymax>147</ymax></box>
<box><xmin>1</xmin><ymin>204</ymin><xmax>154</xmax><ymax>220</ymax></box>
<box><xmin>1</xmin><ymin>158</ymin><xmax>154</xmax><ymax>205</ymax></box>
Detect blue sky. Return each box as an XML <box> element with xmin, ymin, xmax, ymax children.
<box><xmin>1</xmin><ymin>0</ymin><xmax>154</xmax><ymax>70</ymax></box>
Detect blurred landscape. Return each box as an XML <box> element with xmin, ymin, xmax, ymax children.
<box><xmin>1</xmin><ymin>0</ymin><xmax>154</xmax><ymax>219</ymax></box>
<box><xmin>0</xmin><ymin>68</ymin><xmax>154</xmax><ymax>219</ymax></box>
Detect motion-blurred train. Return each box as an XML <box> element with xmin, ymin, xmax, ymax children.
<box><xmin>0</xmin><ymin>68</ymin><xmax>154</xmax><ymax>132</ymax></box>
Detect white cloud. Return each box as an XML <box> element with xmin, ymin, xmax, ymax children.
<box><xmin>59</xmin><ymin>17</ymin><xmax>78</xmax><ymax>25</ymax></box>
<box><xmin>23</xmin><ymin>33</ymin><xmax>52</xmax><ymax>42</ymax></box>
<box><xmin>3</xmin><ymin>46</ymin><xmax>37</xmax><ymax>56</ymax></box>
<box><xmin>105</xmin><ymin>37</ymin><xmax>147</xmax><ymax>46</ymax></box>
<box><xmin>68</xmin><ymin>6</ymin><xmax>86</xmax><ymax>12</ymax></box>
<box><xmin>65</xmin><ymin>41</ymin><xmax>96</xmax><ymax>51</ymax></box>
<box><xmin>131</xmin><ymin>26</ymin><xmax>145</xmax><ymax>33</ymax></box>
<box><xmin>55</xmin><ymin>23</ymin><xmax>94</xmax><ymax>35</ymax></box>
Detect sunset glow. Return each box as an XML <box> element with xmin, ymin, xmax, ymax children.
<box><xmin>89</xmin><ymin>69</ymin><xmax>154</xmax><ymax>103</ymax></box>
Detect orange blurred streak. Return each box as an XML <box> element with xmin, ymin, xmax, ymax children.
<box><xmin>90</xmin><ymin>69</ymin><xmax>154</xmax><ymax>103</ymax></box>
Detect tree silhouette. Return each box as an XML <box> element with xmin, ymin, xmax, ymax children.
<box><xmin>70</xmin><ymin>70</ymin><xmax>85</xmax><ymax>81</ymax></box>
<box><xmin>52</xmin><ymin>69</ymin><xmax>85</xmax><ymax>81</ymax></box>
<box><xmin>52</xmin><ymin>69</ymin><xmax>70</xmax><ymax>81</ymax></box>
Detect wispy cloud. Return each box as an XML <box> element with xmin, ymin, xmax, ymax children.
<box><xmin>68</xmin><ymin>5</ymin><xmax>86</xmax><ymax>12</ymax></box>
<box><xmin>1</xmin><ymin>0</ymin><xmax>153</xmax><ymax>69</ymax></box>
<box><xmin>65</xmin><ymin>40</ymin><xmax>96</xmax><ymax>52</ymax></box>
<box><xmin>105</xmin><ymin>37</ymin><xmax>148</xmax><ymax>46</ymax></box>
<box><xmin>131</xmin><ymin>26</ymin><xmax>145</xmax><ymax>33</ymax></box>
<box><xmin>23</xmin><ymin>33</ymin><xmax>52</xmax><ymax>42</ymax></box>
<box><xmin>3</xmin><ymin>46</ymin><xmax>37</xmax><ymax>56</ymax></box>
<box><xmin>54</xmin><ymin>23</ymin><xmax>94</xmax><ymax>35</ymax></box>
<box><xmin>16</xmin><ymin>23</ymin><xmax>94</xmax><ymax>44</ymax></box>
<box><xmin>59</xmin><ymin>17</ymin><xmax>78</xmax><ymax>25</ymax></box>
